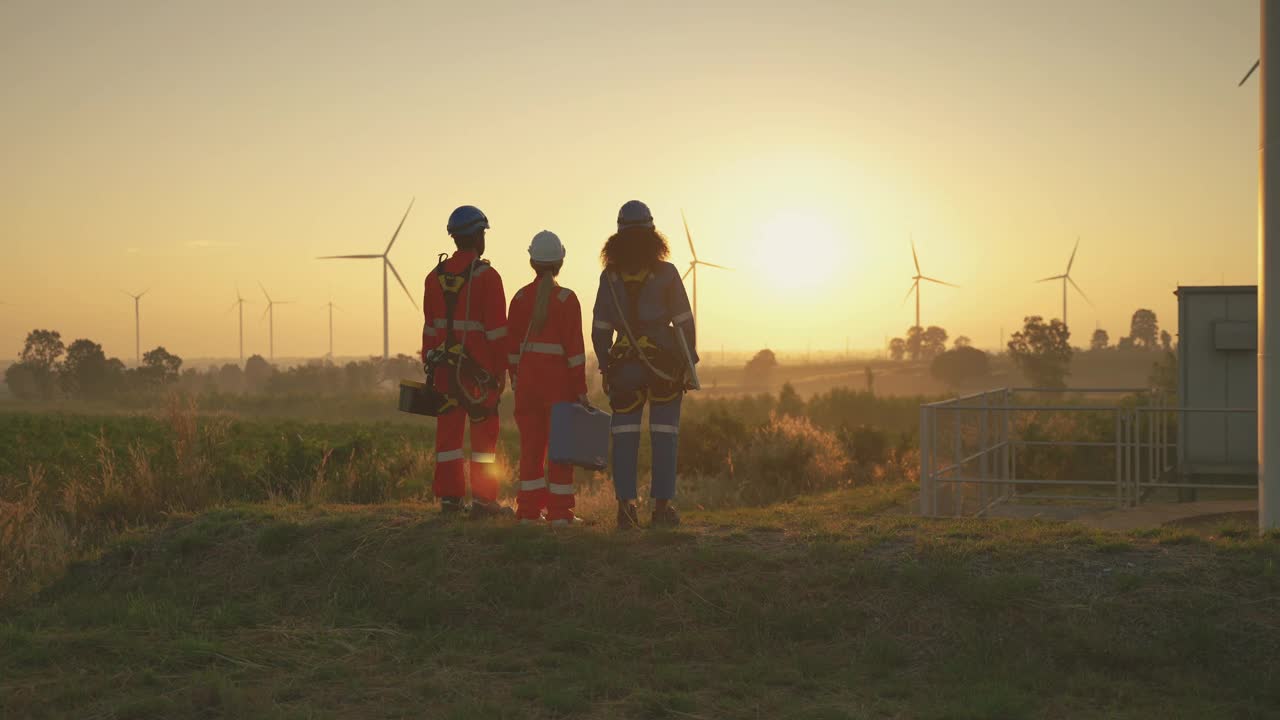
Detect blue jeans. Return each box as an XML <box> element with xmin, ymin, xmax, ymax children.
<box><xmin>610</xmin><ymin>394</ymin><xmax>682</xmax><ymax>501</ymax></box>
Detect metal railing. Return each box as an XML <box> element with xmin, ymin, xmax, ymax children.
<box><xmin>919</xmin><ymin>388</ymin><xmax>1256</xmax><ymax>517</ymax></box>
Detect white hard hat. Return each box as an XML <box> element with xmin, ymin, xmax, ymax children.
<box><xmin>617</xmin><ymin>200</ymin><xmax>654</xmax><ymax>232</ymax></box>
<box><xmin>528</xmin><ymin>230</ymin><xmax>566</xmax><ymax>262</ymax></box>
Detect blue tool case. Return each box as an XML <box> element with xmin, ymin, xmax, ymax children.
<box><xmin>549</xmin><ymin>402</ymin><xmax>612</xmax><ymax>470</ymax></box>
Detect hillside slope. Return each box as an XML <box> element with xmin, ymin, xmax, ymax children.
<box><xmin>3</xmin><ymin>486</ymin><xmax>1278</xmax><ymax>719</ymax></box>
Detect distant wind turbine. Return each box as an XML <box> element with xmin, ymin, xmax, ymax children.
<box><xmin>1036</xmin><ymin>237</ymin><xmax>1093</xmax><ymax>328</ymax></box>
<box><xmin>902</xmin><ymin>237</ymin><xmax>958</xmax><ymax>328</ymax></box>
<box><xmin>317</xmin><ymin>199</ymin><xmax>419</xmax><ymax>361</ymax></box>
<box><xmin>122</xmin><ymin>289</ymin><xmax>148</xmax><ymax>365</ymax></box>
<box><xmin>228</xmin><ymin>287</ymin><xmax>251</xmax><ymax>365</ymax></box>
<box><xmin>259</xmin><ymin>283</ymin><xmax>293</xmax><ymax>362</ymax></box>
<box><xmin>680</xmin><ymin>210</ymin><xmax>731</xmax><ymax>319</ymax></box>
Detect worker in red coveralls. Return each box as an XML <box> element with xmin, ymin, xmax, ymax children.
<box><xmin>506</xmin><ymin>230</ymin><xmax>589</xmax><ymax>526</ymax></box>
<box><xmin>421</xmin><ymin>205</ymin><xmax>511</xmax><ymax>518</ymax></box>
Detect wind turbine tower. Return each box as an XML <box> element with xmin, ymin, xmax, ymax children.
<box><xmin>1245</xmin><ymin>2</ymin><xmax>1280</xmax><ymax>530</ymax></box>
<box><xmin>325</xmin><ymin>300</ymin><xmax>341</xmax><ymax>360</ymax></box>
<box><xmin>259</xmin><ymin>284</ymin><xmax>292</xmax><ymax>363</ymax></box>
<box><xmin>123</xmin><ymin>289</ymin><xmax>148</xmax><ymax>365</ymax></box>
<box><xmin>1036</xmin><ymin>237</ymin><xmax>1092</xmax><ymax>328</ymax></box>
<box><xmin>229</xmin><ymin>288</ymin><xmax>250</xmax><ymax>364</ymax></box>
<box><xmin>903</xmin><ymin>237</ymin><xmax>958</xmax><ymax>328</ymax></box>
<box><xmin>680</xmin><ymin>210</ymin><xmax>731</xmax><ymax>319</ymax></box>
<box><xmin>317</xmin><ymin>199</ymin><xmax>419</xmax><ymax>361</ymax></box>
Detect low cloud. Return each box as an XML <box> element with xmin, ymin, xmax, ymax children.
<box><xmin>185</xmin><ymin>240</ymin><xmax>239</xmax><ymax>249</ymax></box>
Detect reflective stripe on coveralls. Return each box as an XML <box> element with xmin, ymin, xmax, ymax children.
<box><xmin>520</xmin><ymin>477</ymin><xmax>547</xmax><ymax>491</ymax></box>
<box><xmin>432</xmin><ymin>318</ymin><xmax>485</xmax><ymax>332</ymax></box>
<box><xmin>437</xmin><ymin>448</ymin><xmax>464</xmax><ymax>463</ymax></box>
<box><xmin>472</xmin><ymin>452</ymin><xmax>497</xmax><ymax>464</ymax></box>
<box><xmin>522</xmin><ymin>342</ymin><xmax>565</xmax><ymax>355</ymax></box>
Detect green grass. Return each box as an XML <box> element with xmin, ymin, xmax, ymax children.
<box><xmin>4</xmin><ymin>484</ymin><xmax>1279</xmax><ymax>719</ymax></box>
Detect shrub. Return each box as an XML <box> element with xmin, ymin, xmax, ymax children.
<box><xmin>731</xmin><ymin>413</ymin><xmax>850</xmax><ymax>506</ymax></box>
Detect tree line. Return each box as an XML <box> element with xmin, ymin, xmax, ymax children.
<box><xmin>2</xmin><ymin>329</ymin><xmax>421</xmax><ymax>402</ymax></box>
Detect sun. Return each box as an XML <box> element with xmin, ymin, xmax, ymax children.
<box><xmin>752</xmin><ymin>209</ymin><xmax>846</xmax><ymax>291</ymax></box>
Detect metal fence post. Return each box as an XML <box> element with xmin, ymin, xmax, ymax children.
<box><xmin>920</xmin><ymin>405</ymin><xmax>933</xmax><ymax>516</ymax></box>
<box><xmin>1003</xmin><ymin>388</ymin><xmax>1012</xmax><ymax>503</ymax></box>
<box><xmin>953</xmin><ymin>403</ymin><xmax>963</xmax><ymax>517</ymax></box>
<box><xmin>979</xmin><ymin>392</ymin><xmax>989</xmax><ymax>512</ymax></box>
<box><xmin>1115</xmin><ymin>407</ymin><xmax>1123</xmax><ymax>509</ymax></box>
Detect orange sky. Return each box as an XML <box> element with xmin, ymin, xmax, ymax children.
<box><xmin>0</xmin><ymin>0</ymin><xmax>1261</xmax><ymax>364</ymax></box>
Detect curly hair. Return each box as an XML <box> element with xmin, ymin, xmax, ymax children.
<box><xmin>600</xmin><ymin>227</ymin><xmax>670</xmax><ymax>271</ymax></box>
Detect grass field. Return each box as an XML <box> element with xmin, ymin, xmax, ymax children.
<box><xmin>3</xmin><ymin>483</ymin><xmax>1280</xmax><ymax>719</ymax></box>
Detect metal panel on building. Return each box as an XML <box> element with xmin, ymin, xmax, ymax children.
<box><xmin>1176</xmin><ymin>286</ymin><xmax>1257</xmax><ymax>474</ymax></box>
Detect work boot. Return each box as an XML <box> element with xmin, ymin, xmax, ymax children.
<box><xmin>519</xmin><ymin>510</ymin><xmax>547</xmax><ymax>526</ymax></box>
<box><xmin>469</xmin><ymin>499</ymin><xmax>515</xmax><ymax>520</ymax></box>
<box><xmin>440</xmin><ymin>497</ymin><xmax>466</xmax><ymax>516</ymax></box>
<box><xmin>617</xmin><ymin>502</ymin><xmax>640</xmax><ymax>531</ymax></box>
<box><xmin>651</xmin><ymin>503</ymin><xmax>680</xmax><ymax>529</ymax></box>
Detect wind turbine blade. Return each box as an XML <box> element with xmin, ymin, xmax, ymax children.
<box><xmin>227</xmin><ymin>300</ymin><xmax>240</xmax><ymax>313</ymax></box>
<box><xmin>1037</xmin><ymin>274</ymin><xmax>1065</xmax><ymax>283</ymax></box>
<box><xmin>695</xmin><ymin>260</ymin><xmax>732</xmax><ymax>271</ymax></box>
<box><xmin>1066</xmin><ymin>237</ymin><xmax>1079</xmax><ymax>274</ymax></box>
<box><xmin>911</xmin><ymin>237</ymin><xmax>920</xmax><ymax>274</ymax></box>
<box><xmin>259</xmin><ymin>282</ymin><xmax>271</xmax><ymax>303</ymax></box>
<box><xmin>139</xmin><ymin>289</ymin><xmax>150</xmax><ymax>299</ymax></box>
<box><xmin>386</xmin><ymin>260</ymin><xmax>420</xmax><ymax>310</ymax></box>
<box><xmin>919</xmin><ymin>276</ymin><xmax>959</xmax><ymax>288</ymax></box>
<box><xmin>1068</xmin><ymin>276</ymin><xmax>1094</xmax><ymax>306</ymax></box>
<box><xmin>682</xmin><ymin>264</ymin><xmax>694</xmax><ymax>280</ymax></box>
<box><xmin>681</xmin><ymin>209</ymin><xmax>697</xmax><ymax>262</ymax></box>
<box><xmin>261</xmin><ymin>305</ymin><xmax>271</xmax><ymax>321</ymax></box>
<box><xmin>1240</xmin><ymin>59</ymin><xmax>1261</xmax><ymax>87</ymax></box>
<box><xmin>385</xmin><ymin>198</ymin><xmax>415</xmax><ymax>255</ymax></box>
<box><xmin>317</xmin><ymin>254</ymin><xmax>381</xmax><ymax>260</ymax></box>
<box><xmin>902</xmin><ymin>281</ymin><xmax>918</xmax><ymax>305</ymax></box>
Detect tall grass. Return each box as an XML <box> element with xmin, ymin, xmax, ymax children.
<box><xmin>1</xmin><ymin>386</ymin><xmax>927</xmax><ymax>602</ymax></box>
<box><xmin>0</xmin><ymin>397</ymin><xmax>445</xmax><ymax>601</ymax></box>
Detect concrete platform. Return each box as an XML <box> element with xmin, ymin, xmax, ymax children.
<box><xmin>1072</xmin><ymin>500</ymin><xmax>1257</xmax><ymax>532</ymax></box>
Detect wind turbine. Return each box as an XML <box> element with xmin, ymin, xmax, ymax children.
<box><xmin>259</xmin><ymin>283</ymin><xmax>292</xmax><ymax>363</ymax></box>
<box><xmin>679</xmin><ymin>210</ymin><xmax>731</xmax><ymax>319</ymax></box>
<box><xmin>228</xmin><ymin>287</ymin><xmax>251</xmax><ymax>365</ymax></box>
<box><xmin>317</xmin><ymin>199</ymin><xmax>419</xmax><ymax>361</ymax></box>
<box><xmin>122</xmin><ymin>289</ymin><xmax>148</xmax><ymax>365</ymax></box>
<box><xmin>1036</xmin><ymin>237</ymin><xmax>1092</xmax><ymax>328</ymax></box>
<box><xmin>902</xmin><ymin>237</ymin><xmax>958</xmax><ymax>328</ymax></box>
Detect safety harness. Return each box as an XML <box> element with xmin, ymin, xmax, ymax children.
<box><xmin>421</xmin><ymin>253</ymin><xmax>502</xmax><ymax>420</ymax></box>
<box><xmin>604</xmin><ymin>269</ymin><xmax>686</xmax><ymax>413</ymax></box>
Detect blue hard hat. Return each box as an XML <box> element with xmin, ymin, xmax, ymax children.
<box><xmin>447</xmin><ymin>205</ymin><xmax>490</xmax><ymax>237</ymax></box>
<box><xmin>616</xmin><ymin>200</ymin><xmax>654</xmax><ymax>232</ymax></box>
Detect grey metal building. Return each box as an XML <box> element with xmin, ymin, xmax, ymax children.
<box><xmin>1175</xmin><ymin>285</ymin><xmax>1258</xmax><ymax>475</ymax></box>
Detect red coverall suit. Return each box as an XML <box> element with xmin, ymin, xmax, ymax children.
<box><xmin>421</xmin><ymin>250</ymin><xmax>508</xmax><ymax>503</ymax></box>
<box><xmin>506</xmin><ymin>281</ymin><xmax>588</xmax><ymax>521</ymax></box>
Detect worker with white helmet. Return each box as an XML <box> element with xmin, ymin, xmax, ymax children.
<box><xmin>592</xmin><ymin>200</ymin><xmax>697</xmax><ymax>529</ymax></box>
<box><xmin>506</xmin><ymin>230</ymin><xmax>589</xmax><ymax>525</ymax></box>
<box><xmin>421</xmin><ymin>205</ymin><xmax>511</xmax><ymax>518</ymax></box>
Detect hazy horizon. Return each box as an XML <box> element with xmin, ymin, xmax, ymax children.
<box><xmin>2</xmin><ymin>0</ymin><xmax>1259</xmax><ymax>361</ymax></box>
